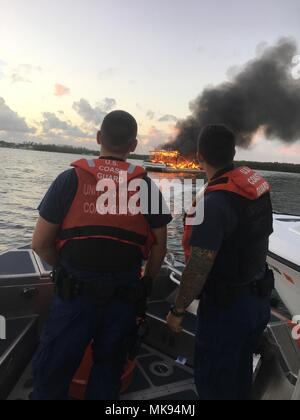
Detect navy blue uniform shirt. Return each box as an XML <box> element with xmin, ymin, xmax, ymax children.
<box><xmin>189</xmin><ymin>191</ymin><xmax>238</xmax><ymax>252</ymax></box>
<box><xmin>38</xmin><ymin>163</ymin><xmax>172</xmax><ymax>271</ymax></box>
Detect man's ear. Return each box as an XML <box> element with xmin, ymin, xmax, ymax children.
<box><xmin>97</xmin><ymin>131</ymin><xmax>102</xmax><ymax>146</ymax></box>
<box><xmin>129</xmin><ymin>138</ymin><xmax>138</xmax><ymax>153</ymax></box>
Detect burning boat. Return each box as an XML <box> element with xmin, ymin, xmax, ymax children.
<box><xmin>143</xmin><ymin>150</ymin><xmax>203</xmax><ymax>174</ymax></box>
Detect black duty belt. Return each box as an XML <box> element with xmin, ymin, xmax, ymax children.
<box><xmin>204</xmin><ymin>267</ymin><xmax>275</xmax><ymax>308</ymax></box>
<box><xmin>51</xmin><ymin>266</ymin><xmax>152</xmax><ymax>316</ymax></box>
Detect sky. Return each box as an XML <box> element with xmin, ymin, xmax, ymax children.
<box><xmin>0</xmin><ymin>0</ymin><xmax>300</xmax><ymax>163</ymax></box>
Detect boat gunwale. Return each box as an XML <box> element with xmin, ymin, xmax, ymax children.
<box><xmin>268</xmin><ymin>251</ymin><xmax>300</xmax><ymax>274</ymax></box>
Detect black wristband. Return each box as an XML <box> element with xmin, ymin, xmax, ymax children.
<box><xmin>170</xmin><ymin>305</ymin><xmax>186</xmax><ymax>318</ymax></box>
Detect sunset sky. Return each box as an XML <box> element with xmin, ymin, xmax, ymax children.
<box><xmin>0</xmin><ymin>0</ymin><xmax>300</xmax><ymax>162</ymax></box>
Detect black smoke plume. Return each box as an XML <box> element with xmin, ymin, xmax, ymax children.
<box><xmin>165</xmin><ymin>38</ymin><xmax>300</xmax><ymax>157</ymax></box>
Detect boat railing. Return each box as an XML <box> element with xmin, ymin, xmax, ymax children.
<box><xmin>164</xmin><ymin>253</ymin><xmax>184</xmax><ymax>286</ymax></box>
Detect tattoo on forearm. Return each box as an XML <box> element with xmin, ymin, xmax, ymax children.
<box><xmin>175</xmin><ymin>247</ymin><xmax>217</xmax><ymax>310</ymax></box>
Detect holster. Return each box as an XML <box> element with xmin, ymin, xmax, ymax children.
<box><xmin>51</xmin><ymin>266</ymin><xmax>80</xmax><ymax>301</ymax></box>
<box><xmin>51</xmin><ymin>266</ymin><xmax>117</xmax><ymax>305</ymax></box>
<box><xmin>250</xmin><ymin>267</ymin><xmax>275</xmax><ymax>299</ymax></box>
<box><xmin>207</xmin><ymin>266</ymin><xmax>275</xmax><ymax>309</ymax></box>
<box><xmin>51</xmin><ymin>266</ymin><xmax>152</xmax><ymax>314</ymax></box>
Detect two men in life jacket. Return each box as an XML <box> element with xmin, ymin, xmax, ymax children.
<box><xmin>31</xmin><ymin>111</ymin><xmax>172</xmax><ymax>400</ymax></box>
<box><xmin>32</xmin><ymin>112</ymin><xmax>274</xmax><ymax>401</ymax></box>
<box><xmin>167</xmin><ymin>124</ymin><xmax>274</xmax><ymax>400</ymax></box>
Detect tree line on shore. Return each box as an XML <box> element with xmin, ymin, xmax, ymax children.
<box><xmin>0</xmin><ymin>140</ymin><xmax>299</xmax><ymax>174</ymax></box>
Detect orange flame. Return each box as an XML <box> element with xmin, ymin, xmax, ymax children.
<box><xmin>150</xmin><ymin>150</ymin><xmax>201</xmax><ymax>171</ymax></box>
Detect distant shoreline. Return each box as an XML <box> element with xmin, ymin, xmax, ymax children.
<box><xmin>1</xmin><ymin>140</ymin><xmax>299</xmax><ymax>174</ymax></box>
<box><xmin>0</xmin><ymin>140</ymin><xmax>149</xmax><ymax>162</ymax></box>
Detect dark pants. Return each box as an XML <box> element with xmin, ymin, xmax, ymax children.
<box><xmin>32</xmin><ymin>271</ymin><xmax>139</xmax><ymax>400</ymax></box>
<box><xmin>195</xmin><ymin>294</ymin><xmax>271</xmax><ymax>401</ymax></box>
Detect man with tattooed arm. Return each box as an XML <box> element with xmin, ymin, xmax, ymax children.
<box><xmin>167</xmin><ymin>125</ymin><xmax>274</xmax><ymax>401</ymax></box>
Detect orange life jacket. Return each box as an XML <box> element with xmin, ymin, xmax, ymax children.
<box><xmin>183</xmin><ymin>166</ymin><xmax>271</xmax><ymax>262</ymax></box>
<box><xmin>56</xmin><ymin>158</ymin><xmax>155</xmax><ymax>260</ymax></box>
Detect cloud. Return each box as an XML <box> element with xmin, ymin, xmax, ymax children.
<box><xmin>158</xmin><ymin>114</ymin><xmax>178</xmax><ymax>123</ymax></box>
<box><xmin>41</xmin><ymin>112</ymin><xmax>92</xmax><ymax>138</ymax></box>
<box><xmin>0</xmin><ymin>97</ymin><xmax>35</xmax><ymax>133</ymax></box>
<box><xmin>10</xmin><ymin>64</ymin><xmax>42</xmax><ymax>84</ymax></box>
<box><xmin>10</xmin><ymin>64</ymin><xmax>42</xmax><ymax>83</ymax></box>
<box><xmin>73</xmin><ymin>98</ymin><xmax>116</xmax><ymax>125</ymax></box>
<box><xmin>0</xmin><ymin>61</ymin><xmax>42</xmax><ymax>83</ymax></box>
<box><xmin>100</xmin><ymin>98</ymin><xmax>117</xmax><ymax>112</ymax></box>
<box><xmin>278</xmin><ymin>144</ymin><xmax>300</xmax><ymax>162</ymax></box>
<box><xmin>10</xmin><ymin>64</ymin><xmax>43</xmax><ymax>83</ymax></box>
<box><xmin>237</xmin><ymin>138</ymin><xmax>300</xmax><ymax>164</ymax></box>
<box><xmin>54</xmin><ymin>83</ymin><xmax>70</xmax><ymax>97</ymax></box>
<box><xmin>146</xmin><ymin>110</ymin><xmax>155</xmax><ymax>120</ymax></box>
<box><xmin>11</xmin><ymin>73</ymin><xmax>32</xmax><ymax>83</ymax></box>
<box><xmin>138</xmin><ymin>124</ymin><xmax>178</xmax><ymax>153</ymax></box>
<box><xmin>139</xmin><ymin>126</ymin><xmax>167</xmax><ymax>150</ymax></box>
<box><xmin>41</xmin><ymin>112</ymin><xmax>70</xmax><ymax>132</ymax></box>
<box><xmin>98</xmin><ymin>67</ymin><xmax>117</xmax><ymax>79</ymax></box>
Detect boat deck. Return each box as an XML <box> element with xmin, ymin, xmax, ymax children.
<box><xmin>8</xmin><ymin>343</ymin><xmax>198</xmax><ymax>401</ymax></box>
<box><xmin>1</xmin><ymin>244</ymin><xmax>300</xmax><ymax>400</ymax></box>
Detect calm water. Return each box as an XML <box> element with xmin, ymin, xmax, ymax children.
<box><xmin>0</xmin><ymin>148</ymin><xmax>300</xmax><ymax>261</ymax></box>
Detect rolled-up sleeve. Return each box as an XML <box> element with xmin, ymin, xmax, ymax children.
<box><xmin>189</xmin><ymin>192</ymin><xmax>237</xmax><ymax>251</ymax></box>
<box><xmin>38</xmin><ymin>169</ymin><xmax>78</xmax><ymax>225</ymax></box>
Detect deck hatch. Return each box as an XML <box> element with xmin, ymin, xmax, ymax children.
<box><xmin>0</xmin><ymin>251</ymin><xmax>39</xmax><ymax>279</ymax></box>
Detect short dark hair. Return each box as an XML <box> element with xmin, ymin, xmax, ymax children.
<box><xmin>101</xmin><ymin>110</ymin><xmax>138</xmax><ymax>152</ymax></box>
<box><xmin>198</xmin><ymin>124</ymin><xmax>236</xmax><ymax>168</ymax></box>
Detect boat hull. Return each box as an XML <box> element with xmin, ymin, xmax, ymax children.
<box><xmin>267</xmin><ymin>254</ymin><xmax>300</xmax><ymax>317</ymax></box>
<box><xmin>268</xmin><ymin>213</ymin><xmax>300</xmax><ymax>317</ymax></box>
<box><xmin>143</xmin><ymin>162</ymin><xmax>202</xmax><ymax>174</ymax></box>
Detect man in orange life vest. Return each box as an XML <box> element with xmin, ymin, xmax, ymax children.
<box><xmin>31</xmin><ymin>110</ymin><xmax>172</xmax><ymax>400</ymax></box>
<box><xmin>167</xmin><ymin>125</ymin><xmax>274</xmax><ymax>400</ymax></box>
